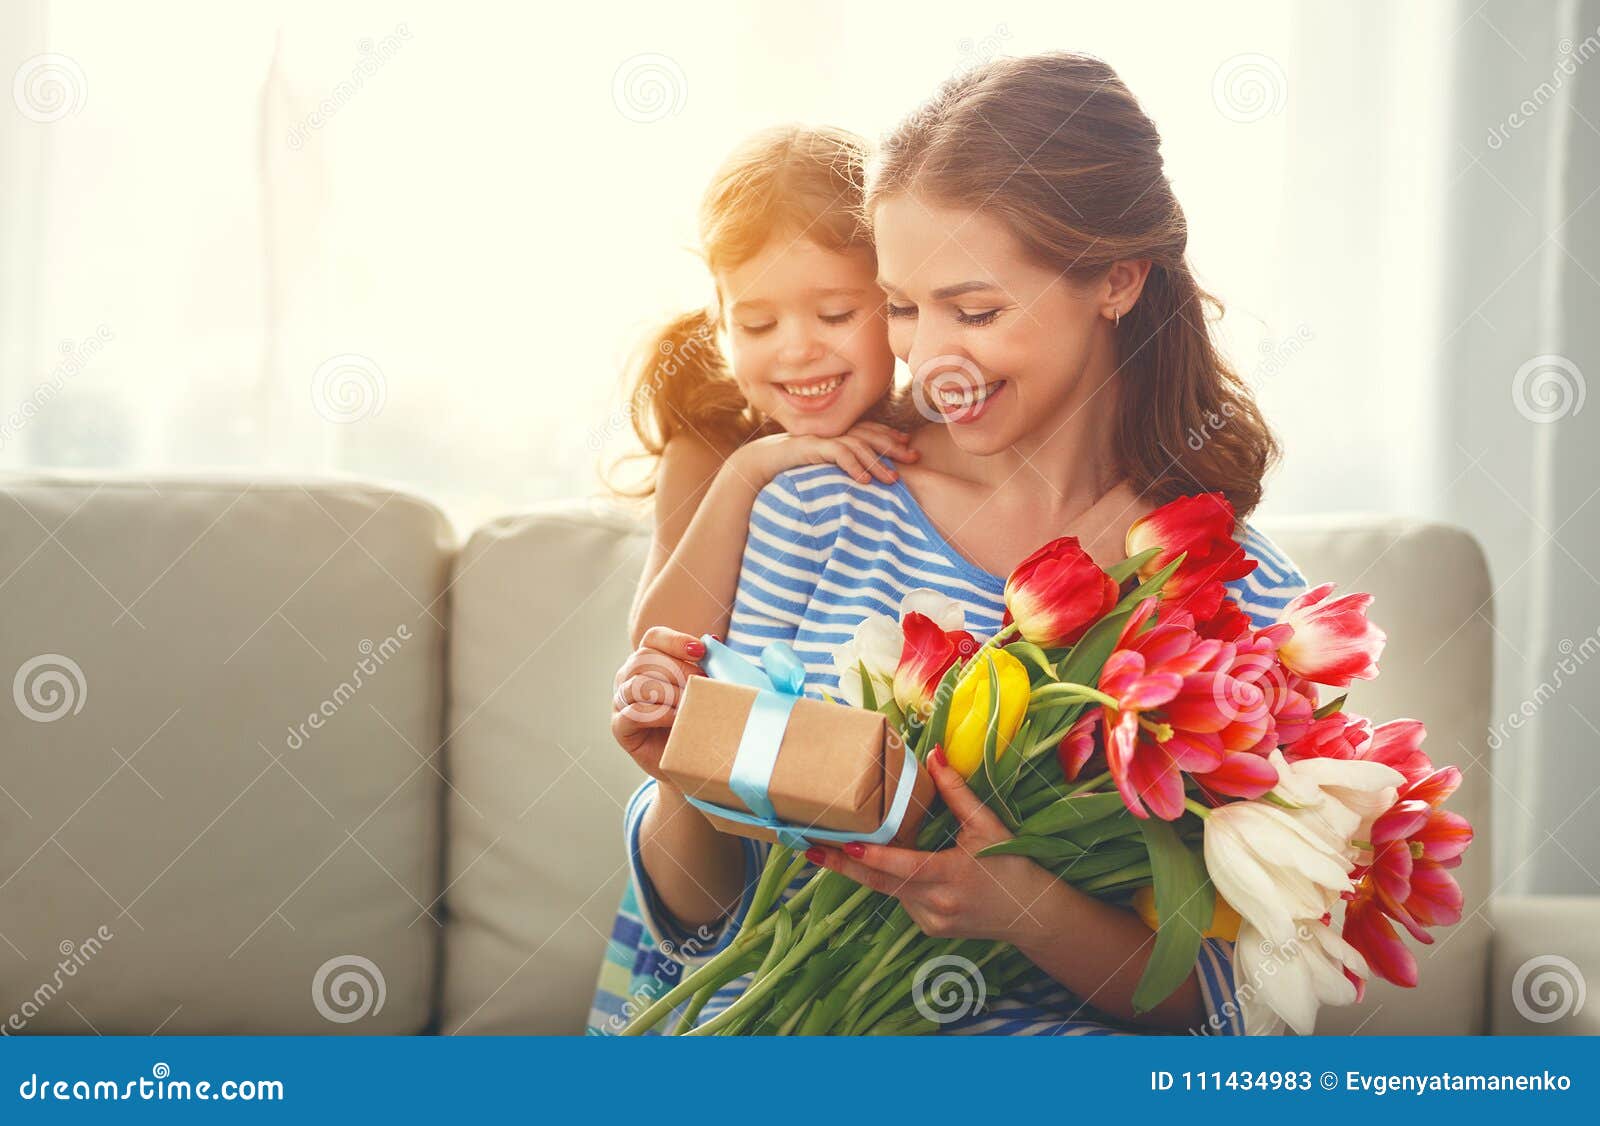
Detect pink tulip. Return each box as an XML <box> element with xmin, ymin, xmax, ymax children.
<box><xmin>1277</xmin><ymin>583</ymin><xmax>1386</xmax><ymax>686</ymax></box>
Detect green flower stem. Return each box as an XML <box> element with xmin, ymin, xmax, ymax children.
<box><xmin>1182</xmin><ymin>797</ymin><xmax>1213</xmax><ymax>820</ymax></box>
<box><xmin>619</xmin><ymin>873</ymin><xmax>824</xmax><ymax>1036</ymax></box>
<box><xmin>685</xmin><ymin>885</ymin><xmax>876</xmax><ymax>1036</ymax></box>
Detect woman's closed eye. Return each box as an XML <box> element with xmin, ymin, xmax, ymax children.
<box><xmin>884</xmin><ymin>303</ymin><xmax>1002</xmax><ymax>327</ymax></box>
<box><xmin>819</xmin><ymin>309</ymin><xmax>860</xmax><ymax>326</ymax></box>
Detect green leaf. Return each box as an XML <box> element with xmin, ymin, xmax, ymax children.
<box><xmin>1051</xmin><ymin>842</ymin><xmax>1150</xmax><ymax>884</ymax></box>
<box><xmin>858</xmin><ymin>660</ymin><xmax>878</xmax><ymax>712</ymax></box>
<box><xmin>1004</xmin><ymin>640</ymin><xmax>1056</xmax><ymax>680</ymax></box>
<box><xmin>914</xmin><ymin>663</ymin><xmax>962</xmax><ymax>757</ymax></box>
<box><xmin>1313</xmin><ymin>693</ymin><xmax>1348</xmax><ymax>720</ymax></box>
<box><xmin>980</xmin><ymin>658</ymin><xmax>1019</xmax><ymax>827</ymax></box>
<box><xmin>977</xmin><ymin>835</ymin><xmax>1088</xmax><ymax>863</ymax></box>
<box><xmin>1018</xmin><ymin>791</ymin><xmax>1131</xmax><ymax>835</ymax></box>
<box><xmin>1053</xmin><ymin>607</ymin><xmax>1136</xmax><ymax>691</ymax></box>
<box><xmin>1131</xmin><ymin>818</ymin><xmax>1213</xmax><ymax>1014</ymax></box>
<box><xmin>1106</xmin><ymin>547</ymin><xmax>1162</xmax><ymax>584</ymax></box>
<box><xmin>1115</xmin><ymin>552</ymin><xmax>1186</xmax><ymax>612</ymax></box>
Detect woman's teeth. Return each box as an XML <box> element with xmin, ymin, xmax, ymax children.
<box><xmin>938</xmin><ymin>380</ymin><xmax>1003</xmax><ymax>409</ymax></box>
<box><xmin>782</xmin><ymin>374</ymin><xmax>846</xmax><ymax>398</ymax></box>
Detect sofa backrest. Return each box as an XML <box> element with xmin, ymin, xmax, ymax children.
<box><xmin>0</xmin><ymin>474</ymin><xmax>453</xmax><ymax>1034</ymax></box>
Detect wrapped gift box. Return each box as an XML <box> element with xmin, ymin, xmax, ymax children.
<box><xmin>659</xmin><ymin>675</ymin><xmax>935</xmax><ymax>847</ymax></box>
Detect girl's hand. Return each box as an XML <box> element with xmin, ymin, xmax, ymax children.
<box><xmin>734</xmin><ymin>423</ymin><xmax>919</xmax><ymax>486</ymax></box>
<box><xmin>807</xmin><ymin>746</ymin><xmax>1057</xmax><ymax>944</ymax></box>
<box><xmin>611</xmin><ymin>626</ymin><xmax>707</xmax><ymax>782</ymax></box>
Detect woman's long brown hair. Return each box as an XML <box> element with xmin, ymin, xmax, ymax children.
<box><xmin>866</xmin><ymin>52</ymin><xmax>1279</xmax><ymax>517</ymax></box>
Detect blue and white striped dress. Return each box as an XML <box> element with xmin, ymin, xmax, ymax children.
<box><xmin>587</xmin><ymin>464</ymin><xmax>1307</xmax><ymax>1036</ymax></box>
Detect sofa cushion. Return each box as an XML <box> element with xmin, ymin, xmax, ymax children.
<box><xmin>0</xmin><ymin>474</ymin><xmax>452</xmax><ymax>1034</ymax></box>
<box><xmin>439</xmin><ymin>501</ymin><xmax>648</xmax><ymax>1034</ymax></box>
<box><xmin>1262</xmin><ymin>516</ymin><xmax>1493</xmax><ymax>1034</ymax></box>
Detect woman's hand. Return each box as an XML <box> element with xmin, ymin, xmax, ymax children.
<box><xmin>611</xmin><ymin>626</ymin><xmax>707</xmax><ymax>782</ymax></box>
<box><xmin>733</xmin><ymin>422</ymin><xmax>920</xmax><ymax>486</ymax></box>
<box><xmin>807</xmin><ymin>746</ymin><xmax>1057</xmax><ymax>944</ymax></box>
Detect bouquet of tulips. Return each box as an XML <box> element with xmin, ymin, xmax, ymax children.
<box><xmin>622</xmin><ymin>493</ymin><xmax>1473</xmax><ymax>1036</ymax></box>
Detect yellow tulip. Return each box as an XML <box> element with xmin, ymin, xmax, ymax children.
<box><xmin>1132</xmin><ymin>884</ymin><xmax>1242</xmax><ymax>942</ymax></box>
<box><xmin>940</xmin><ymin>648</ymin><xmax>1030</xmax><ymax>778</ymax></box>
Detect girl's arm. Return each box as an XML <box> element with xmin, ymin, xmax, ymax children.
<box><xmin>627</xmin><ymin>424</ymin><xmax>916</xmax><ymax>647</ymax></box>
<box><xmin>627</xmin><ymin>434</ymin><xmax>730</xmax><ymax>639</ymax></box>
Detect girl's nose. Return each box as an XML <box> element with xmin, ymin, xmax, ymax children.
<box><xmin>776</xmin><ymin>320</ymin><xmax>824</xmax><ymax>366</ymax></box>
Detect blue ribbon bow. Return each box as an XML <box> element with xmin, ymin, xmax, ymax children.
<box><xmin>685</xmin><ymin>635</ymin><xmax>920</xmax><ymax>851</ymax></box>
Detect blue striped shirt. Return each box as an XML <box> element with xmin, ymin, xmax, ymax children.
<box><xmin>588</xmin><ymin>465</ymin><xmax>1307</xmax><ymax>1036</ymax></box>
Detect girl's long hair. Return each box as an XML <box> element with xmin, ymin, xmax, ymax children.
<box><xmin>866</xmin><ymin>52</ymin><xmax>1279</xmax><ymax>517</ymax></box>
<box><xmin>611</xmin><ymin>125</ymin><xmax>884</xmax><ymax>496</ymax></box>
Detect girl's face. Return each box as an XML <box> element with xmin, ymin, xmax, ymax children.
<box><xmin>717</xmin><ymin>236</ymin><xmax>896</xmax><ymax>437</ymax></box>
<box><xmin>871</xmin><ymin>194</ymin><xmax>1119</xmax><ymax>457</ymax></box>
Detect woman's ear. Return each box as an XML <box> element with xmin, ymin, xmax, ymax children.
<box><xmin>1103</xmin><ymin>259</ymin><xmax>1152</xmax><ymax>319</ymax></box>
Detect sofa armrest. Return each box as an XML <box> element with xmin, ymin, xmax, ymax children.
<box><xmin>1488</xmin><ymin>896</ymin><xmax>1600</xmax><ymax>1034</ymax></box>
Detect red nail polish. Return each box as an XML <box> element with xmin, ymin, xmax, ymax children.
<box><xmin>686</xmin><ymin>639</ymin><xmax>707</xmax><ymax>658</ymax></box>
<box><xmin>930</xmin><ymin>745</ymin><xmax>947</xmax><ymax>770</ymax></box>
<box><xmin>710</xmin><ymin>634</ymin><xmax>722</xmax><ymax>642</ymax></box>
<box><xmin>805</xmin><ymin>846</ymin><xmax>826</xmax><ymax>865</ymax></box>
<box><xmin>843</xmin><ymin>841</ymin><xmax>865</xmax><ymax>858</ymax></box>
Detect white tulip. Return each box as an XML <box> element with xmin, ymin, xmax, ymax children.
<box><xmin>1235</xmin><ymin>919</ymin><xmax>1370</xmax><ymax>1036</ymax></box>
<box><xmin>830</xmin><ymin>591</ymin><xmax>966</xmax><ymax>708</ymax></box>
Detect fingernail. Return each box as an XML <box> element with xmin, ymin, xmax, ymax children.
<box><xmin>710</xmin><ymin>634</ymin><xmax>722</xmax><ymax>643</ymax></box>
<box><xmin>930</xmin><ymin>745</ymin><xmax>947</xmax><ymax>770</ymax></box>
<box><xmin>686</xmin><ymin>640</ymin><xmax>706</xmax><ymax>658</ymax></box>
<box><xmin>843</xmin><ymin>841</ymin><xmax>865</xmax><ymax>858</ymax></box>
<box><xmin>805</xmin><ymin>846</ymin><xmax>826</xmax><ymax>865</ymax></box>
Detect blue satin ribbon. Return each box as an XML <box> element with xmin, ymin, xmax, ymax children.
<box><xmin>685</xmin><ymin>635</ymin><xmax>920</xmax><ymax>851</ymax></box>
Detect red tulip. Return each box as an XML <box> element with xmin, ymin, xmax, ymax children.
<box><xmin>892</xmin><ymin>612</ymin><xmax>977</xmax><ymax>718</ymax></box>
<box><xmin>1002</xmin><ymin>536</ymin><xmax>1117</xmax><ymax>647</ymax></box>
<box><xmin>1125</xmin><ymin>493</ymin><xmax>1257</xmax><ymax>620</ymax></box>
<box><xmin>1277</xmin><ymin>583</ymin><xmax>1386</xmax><ymax>686</ymax></box>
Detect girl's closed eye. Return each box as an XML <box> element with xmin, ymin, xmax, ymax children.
<box><xmin>735</xmin><ymin>320</ymin><xmax>777</xmax><ymax>336</ymax></box>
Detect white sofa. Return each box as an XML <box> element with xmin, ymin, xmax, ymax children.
<box><xmin>0</xmin><ymin>472</ymin><xmax>1594</xmax><ymax>1036</ymax></box>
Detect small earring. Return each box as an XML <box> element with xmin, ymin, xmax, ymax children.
<box><xmin>1113</xmin><ymin>308</ymin><xmax>1121</xmax><ymax>327</ymax></box>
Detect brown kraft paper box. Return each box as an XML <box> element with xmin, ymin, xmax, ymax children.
<box><xmin>658</xmin><ymin>676</ymin><xmax>936</xmax><ymax>847</ymax></box>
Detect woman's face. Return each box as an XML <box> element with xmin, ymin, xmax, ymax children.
<box><xmin>717</xmin><ymin>237</ymin><xmax>896</xmax><ymax>437</ymax></box>
<box><xmin>871</xmin><ymin>194</ymin><xmax>1112</xmax><ymax>457</ymax></box>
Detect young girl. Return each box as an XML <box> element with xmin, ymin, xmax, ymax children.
<box><xmin>588</xmin><ymin>125</ymin><xmax>919</xmax><ymax>1030</ymax></box>
<box><xmin>606</xmin><ymin>53</ymin><xmax>1308</xmax><ymax>1036</ymax></box>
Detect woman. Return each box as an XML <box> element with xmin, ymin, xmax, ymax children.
<box><xmin>590</xmin><ymin>52</ymin><xmax>1304</xmax><ymax>1036</ymax></box>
